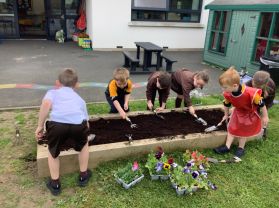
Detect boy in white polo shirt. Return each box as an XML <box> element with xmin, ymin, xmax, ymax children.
<box><xmin>35</xmin><ymin>69</ymin><xmax>91</xmax><ymax>196</ymax></box>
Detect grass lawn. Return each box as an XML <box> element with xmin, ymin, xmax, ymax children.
<box><xmin>0</xmin><ymin>94</ymin><xmax>278</xmax><ymax>208</ymax></box>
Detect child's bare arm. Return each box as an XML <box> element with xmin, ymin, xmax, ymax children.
<box><xmin>261</xmin><ymin>105</ymin><xmax>269</xmax><ymax>127</ymax></box>
<box><xmin>113</xmin><ymin>100</ymin><xmax>126</xmax><ymax>119</ymax></box>
<box><xmin>35</xmin><ymin>99</ymin><xmax>52</xmax><ymax>140</ymax></box>
<box><xmin>124</xmin><ymin>94</ymin><xmax>130</xmax><ymax>110</ymax></box>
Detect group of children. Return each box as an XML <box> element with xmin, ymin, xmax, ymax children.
<box><xmin>105</xmin><ymin>67</ymin><xmax>209</xmax><ymax>118</ymax></box>
<box><xmin>35</xmin><ymin>67</ymin><xmax>276</xmax><ymax>196</ymax></box>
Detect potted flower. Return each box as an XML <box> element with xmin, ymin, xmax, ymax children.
<box><xmin>145</xmin><ymin>147</ymin><xmax>176</xmax><ymax>180</ymax></box>
<box><xmin>170</xmin><ymin>150</ymin><xmax>216</xmax><ymax>196</ymax></box>
<box><xmin>183</xmin><ymin>150</ymin><xmax>210</xmax><ymax>170</ymax></box>
<box><xmin>115</xmin><ymin>161</ymin><xmax>144</xmax><ymax>189</ymax></box>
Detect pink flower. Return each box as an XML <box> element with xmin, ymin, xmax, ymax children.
<box><xmin>132</xmin><ymin>161</ymin><xmax>139</xmax><ymax>171</ymax></box>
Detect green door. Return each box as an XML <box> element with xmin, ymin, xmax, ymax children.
<box><xmin>229</xmin><ymin>11</ymin><xmax>258</xmax><ymax>71</ymax></box>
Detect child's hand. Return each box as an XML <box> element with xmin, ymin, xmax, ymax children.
<box><xmin>124</xmin><ymin>103</ymin><xmax>129</xmax><ymax>111</ymax></box>
<box><xmin>120</xmin><ymin>111</ymin><xmax>126</xmax><ymax>119</ymax></box>
<box><xmin>147</xmin><ymin>101</ymin><xmax>153</xmax><ymax>110</ymax></box>
<box><xmin>222</xmin><ymin>114</ymin><xmax>229</xmax><ymax>123</ymax></box>
<box><xmin>156</xmin><ymin>107</ymin><xmax>164</xmax><ymax>112</ymax></box>
<box><xmin>35</xmin><ymin>126</ymin><xmax>44</xmax><ymax>141</ymax></box>
<box><xmin>262</xmin><ymin>116</ymin><xmax>269</xmax><ymax>127</ymax></box>
<box><xmin>189</xmin><ymin>106</ymin><xmax>195</xmax><ymax>116</ymax></box>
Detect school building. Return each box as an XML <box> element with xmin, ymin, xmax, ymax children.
<box><xmin>0</xmin><ymin>0</ymin><xmax>213</xmax><ymax>50</ymax></box>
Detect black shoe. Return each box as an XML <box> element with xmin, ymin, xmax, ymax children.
<box><xmin>214</xmin><ymin>145</ymin><xmax>230</xmax><ymax>154</ymax></box>
<box><xmin>78</xmin><ymin>169</ymin><xmax>92</xmax><ymax>187</ymax></box>
<box><xmin>46</xmin><ymin>179</ymin><xmax>61</xmax><ymax>196</ymax></box>
<box><xmin>235</xmin><ymin>147</ymin><xmax>245</xmax><ymax>158</ymax></box>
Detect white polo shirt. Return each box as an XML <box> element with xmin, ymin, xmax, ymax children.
<box><xmin>43</xmin><ymin>87</ymin><xmax>89</xmax><ymax>124</ymax></box>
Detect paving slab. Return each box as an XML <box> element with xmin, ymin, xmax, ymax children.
<box><xmin>0</xmin><ymin>40</ymin><xmax>223</xmax><ymax>108</ymax></box>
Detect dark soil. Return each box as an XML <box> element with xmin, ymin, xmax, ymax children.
<box><xmin>38</xmin><ymin>109</ymin><xmax>226</xmax><ymax>151</ymax></box>
<box><xmin>89</xmin><ymin>109</ymin><xmax>226</xmax><ymax>145</ymax></box>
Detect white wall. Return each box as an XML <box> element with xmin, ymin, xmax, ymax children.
<box><xmin>87</xmin><ymin>0</ymin><xmax>213</xmax><ymax>49</ymax></box>
<box><xmin>86</xmin><ymin>0</ymin><xmax>93</xmax><ymax>39</ymax></box>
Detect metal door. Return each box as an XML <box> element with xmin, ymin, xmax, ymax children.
<box><xmin>0</xmin><ymin>0</ymin><xmax>19</xmax><ymax>39</ymax></box>
<box><xmin>45</xmin><ymin>0</ymin><xmax>79</xmax><ymax>40</ymax></box>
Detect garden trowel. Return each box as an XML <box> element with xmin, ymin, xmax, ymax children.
<box><xmin>152</xmin><ymin>108</ymin><xmax>165</xmax><ymax>120</ymax></box>
<box><xmin>204</xmin><ymin>118</ymin><xmax>226</xmax><ymax>133</ymax></box>
<box><xmin>193</xmin><ymin>114</ymin><xmax>207</xmax><ymax>126</ymax></box>
<box><xmin>262</xmin><ymin>127</ymin><xmax>267</xmax><ymax>139</ymax></box>
<box><xmin>207</xmin><ymin>156</ymin><xmax>242</xmax><ymax>164</ymax></box>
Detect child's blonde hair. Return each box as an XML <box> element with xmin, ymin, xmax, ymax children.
<box><xmin>58</xmin><ymin>68</ymin><xmax>78</xmax><ymax>87</ymax></box>
<box><xmin>113</xmin><ymin>67</ymin><xmax>129</xmax><ymax>84</ymax></box>
<box><xmin>252</xmin><ymin>71</ymin><xmax>270</xmax><ymax>88</ymax></box>
<box><xmin>219</xmin><ymin>67</ymin><xmax>240</xmax><ymax>86</ymax></box>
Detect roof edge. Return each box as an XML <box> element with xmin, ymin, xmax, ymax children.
<box><xmin>205</xmin><ymin>4</ymin><xmax>279</xmax><ymax>11</ymax></box>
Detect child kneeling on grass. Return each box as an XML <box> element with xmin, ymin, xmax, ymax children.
<box><xmin>35</xmin><ymin>69</ymin><xmax>91</xmax><ymax>196</ymax></box>
<box><xmin>105</xmin><ymin>67</ymin><xmax>132</xmax><ymax>119</ymax></box>
<box><xmin>214</xmin><ymin>67</ymin><xmax>269</xmax><ymax>158</ymax></box>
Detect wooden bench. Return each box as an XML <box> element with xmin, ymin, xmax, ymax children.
<box><xmin>122</xmin><ymin>51</ymin><xmax>139</xmax><ymax>72</ymax></box>
<box><xmin>160</xmin><ymin>54</ymin><xmax>177</xmax><ymax>72</ymax></box>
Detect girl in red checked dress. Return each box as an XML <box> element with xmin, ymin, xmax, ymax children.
<box><xmin>214</xmin><ymin>67</ymin><xmax>269</xmax><ymax>158</ymax></box>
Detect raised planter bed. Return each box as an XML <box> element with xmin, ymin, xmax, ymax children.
<box><xmin>37</xmin><ymin>105</ymin><xmax>256</xmax><ymax>177</ymax></box>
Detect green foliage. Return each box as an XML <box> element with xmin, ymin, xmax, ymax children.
<box><xmin>0</xmin><ymin>93</ymin><xmax>278</xmax><ymax>207</ymax></box>
<box><xmin>170</xmin><ymin>150</ymin><xmax>210</xmax><ymax>192</ymax></box>
<box><xmin>115</xmin><ymin>162</ymin><xmax>142</xmax><ymax>184</ymax></box>
<box><xmin>145</xmin><ymin>151</ymin><xmax>170</xmax><ymax>176</ymax></box>
<box><xmin>0</xmin><ymin>138</ymin><xmax>10</xmax><ymax>148</ymax></box>
<box><xmin>15</xmin><ymin>113</ymin><xmax>25</xmax><ymax>124</ymax></box>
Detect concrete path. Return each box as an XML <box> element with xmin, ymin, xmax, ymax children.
<box><xmin>0</xmin><ymin>40</ymin><xmax>223</xmax><ymax>108</ymax></box>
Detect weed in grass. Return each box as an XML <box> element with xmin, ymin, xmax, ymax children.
<box><xmin>15</xmin><ymin>113</ymin><xmax>25</xmax><ymax>125</ymax></box>
<box><xmin>0</xmin><ymin>138</ymin><xmax>10</xmax><ymax>148</ymax></box>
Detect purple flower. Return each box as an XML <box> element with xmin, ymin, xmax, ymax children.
<box><xmin>192</xmin><ymin>171</ymin><xmax>199</xmax><ymax>179</ymax></box>
<box><xmin>200</xmin><ymin>170</ymin><xmax>208</xmax><ymax>178</ymax></box>
<box><xmin>183</xmin><ymin>167</ymin><xmax>191</xmax><ymax>174</ymax></box>
<box><xmin>171</xmin><ymin>163</ymin><xmax>178</xmax><ymax>168</ymax></box>
<box><xmin>155</xmin><ymin>162</ymin><xmax>163</xmax><ymax>172</ymax></box>
<box><xmin>155</xmin><ymin>152</ymin><xmax>162</xmax><ymax>160</ymax></box>
<box><xmin>208</xmin><ymin>181</ymin><xmax>217</xmax><ymax>190</ymax></box>
<box><xmin>199</xmin><ymin>164</ymin><xmax>205</xmax><ymax>170</ymax></box>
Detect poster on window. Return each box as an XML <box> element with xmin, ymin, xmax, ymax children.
<box><xmin>134</xmin><ymin>0</ymin><xmax>167</xmax><ymax>9</ymax></box>
<box><xmin>18</xmin><ymin>0</ymin><xmax>32</xmax><ymax>11</ymax></box>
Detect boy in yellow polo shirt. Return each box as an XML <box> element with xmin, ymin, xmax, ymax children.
<box><xmin>105</xmin><ymin>68</ymin><xmax>132</xmax><ymax>119</ymax></box>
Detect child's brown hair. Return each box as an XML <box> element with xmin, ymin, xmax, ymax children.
<box><xmin>196</xmin><ymin>70</ymin><xmax>209</xmax><ymax>83</ymax></box>
<box><xmin>113</xmin><ymin>67</ymin><xmax>129</xmax><ymax>84</ymax></box>
<box><xmin>252</xmin><ymin>71</ymin><xmax>270</xmax><ymax>88</ymax></box>
<box><xmin>58</xmin><ymin>68</ymin><xmax>78</xmax><ymax>87</ymax></box>
<box><xmin>158</xmin><ymin>72</ymin><xmax>171</xmax><ymax>89</ymax></box>
<box><xmin>219</xmin><ymin>67</ymin><xmax>240</xmax><ymax>86</ymax></box>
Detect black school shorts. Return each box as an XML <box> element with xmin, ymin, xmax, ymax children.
<box><xmin>46</xmin><ymin>120</ymin><xmax>89</xmax><ymax>158</ymax></box>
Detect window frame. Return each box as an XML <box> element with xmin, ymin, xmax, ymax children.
<box><xmin>251</xmin><ymin>12</ymin><xmax>279</xmax><ymax>64</ymax></box>
<box><xmin>131</xmin><ymin>0</ymin><xmax>203</xmax><ymax>23</ymax></box>
<box><xmin>208</xmin><ymin>10</ymin><xmax>232</xmax><ymax>56</ymax></box>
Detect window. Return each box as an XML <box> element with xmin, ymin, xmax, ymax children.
<box><xmin>131</xmin><ymin>0</ymin><xmax>203</xmax><ymax>23</ymax></box>
<box><xmin>253</xmin><ymin>12</ymin><xmax>279</xmax><ymax>62</ymax></box>
<box><xmin>0</xmin><ymin>0</ymin><xmax>14</xmax><ymax>14</ymax></box>
<box><xmin>208</xmin><ymin>11</ymin><xmax>232</xmax><ymax>54</ymax></box>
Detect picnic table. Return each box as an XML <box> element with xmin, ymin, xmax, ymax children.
<box><xmin>135</xmin><ymin>42</ymin><xmax>163</xmax><ymax>72</ymax></box>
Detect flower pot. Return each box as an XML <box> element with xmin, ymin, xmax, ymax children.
<box><xmin>160</xmin><ymin>175</ymin><xmax>170</xmax><ymax>180</ymax></box>
<box><xmin>175</xmin><ymin>186</ymin><xmax>199</xmax><ymax>196</ymax></box>
<box><xmin>176</xmin><ymin>187</ymin><xmax>186</xmax><ymax>196</ymax></box>
<box><xmin>184</xmin><ymin>186</ymin><xmax>199</xmax><ymax>194</ymax></box>
<box><xmin>150</xmin><ymin>174</ymin><xmax>169</xmax><ymax>181</ymax></box>
<box><xmin>171</xmin><ymin>182</ymin><xmax>177</xmax><ymax>189</ymax></box>
<box><xmin>115</xmin><ymin>174</ymin><xmax>144</xmax><ymax>189</ymax></box>
<box><xmin>150</xmin><ymin>174</ymin><xmax>160</xmax><ymax>180</ymax></box>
